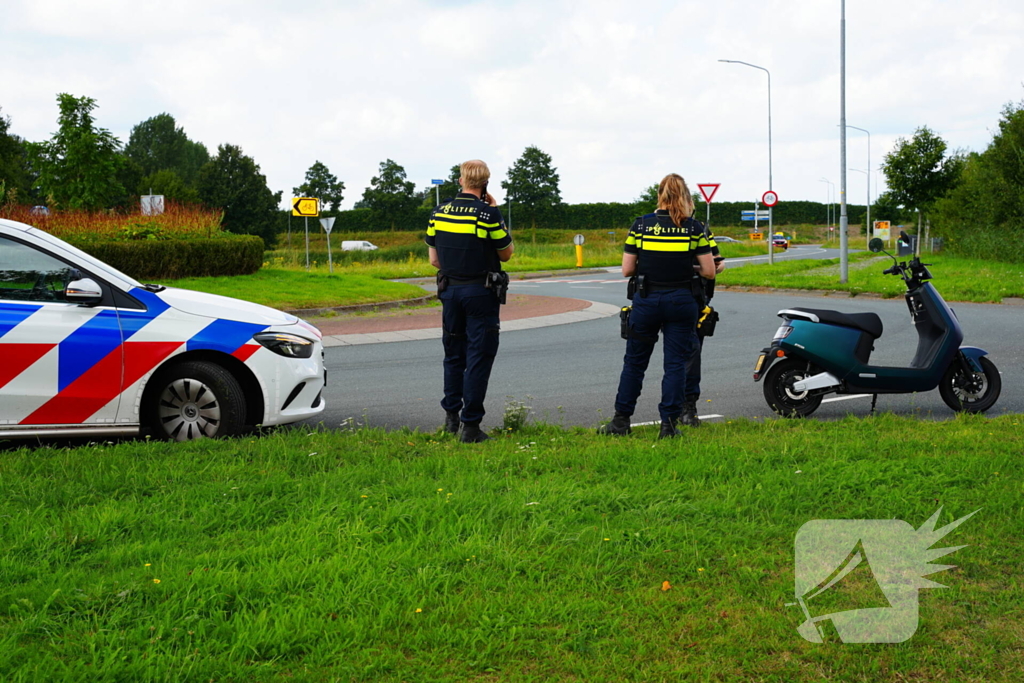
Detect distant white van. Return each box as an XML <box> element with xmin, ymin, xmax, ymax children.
<box><xmin>341</xmin><ymin>240</ymin><xmax>379</xmax><ymax>251</ymax></box>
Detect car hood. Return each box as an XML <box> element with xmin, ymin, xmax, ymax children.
<box><xmin>156</xmin><ymin>287</ymin><xmax>299</xmax><ymax>326</ymax></box>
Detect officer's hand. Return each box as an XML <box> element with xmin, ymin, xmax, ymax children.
<box><xmin>484</xmin><ymin>192</ymin><xmax>497</xmax><ymax>207</ymax></box>
<box><xmin>716</xmin><ymin>260</ymin><xmax>726</xmax><ymax>274</ymax></box>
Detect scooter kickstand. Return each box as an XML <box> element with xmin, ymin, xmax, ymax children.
<box><xmin>869</xmin><ymin>394</ymin><xmax>878</xmax><ymax>415</ymax></box>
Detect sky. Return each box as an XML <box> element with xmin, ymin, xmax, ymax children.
<box><xmin>2</xmin><ymin>0</ymin><xmax>1023</xmax><ymax>212</ymax></box>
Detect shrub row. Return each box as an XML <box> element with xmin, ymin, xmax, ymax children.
<box><xmin>69</xmin><ymin>235</ymin><xmax>264</xmax><ymax>280</ymax></box>
<box><xmin>278</xmin><ymin>201</ymin><xmax>870</xmax><ymax>235</ymax></box>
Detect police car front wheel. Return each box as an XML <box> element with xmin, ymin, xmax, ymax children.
<box><xmin>148</xmin><ymin>361</ymin><xmax>246</xmax><ymax>441</ymax></box>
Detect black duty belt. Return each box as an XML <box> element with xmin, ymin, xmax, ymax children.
<box><xmin>647</xmin><ymin>281</ymin><xmax>690</xmax><ymax>292</ymax></box>
<box><xmin>446</xmin><ymin>275</ymin><xmax>488</xmax><ymax>285</ymax></box>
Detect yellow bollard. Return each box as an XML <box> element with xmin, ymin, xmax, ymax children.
<box><xmin>575</xmin><ymin>244</ymin><xmax>584</xmax><ymax>267</ymax></box>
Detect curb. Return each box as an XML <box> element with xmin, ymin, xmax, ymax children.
<box><xmin>321</xmin><ymin>300</ymin><xmax>620</xmax><ymax>347</ymax></box>
<box><xmin>715</xmin><ymin>285</ymin><xmax>1014</xmax><ymax>304</ymax></box>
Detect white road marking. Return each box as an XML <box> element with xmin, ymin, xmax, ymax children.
<box><xmin>820</xmin><ymin>393</ymin><xmax>872</xmax><ymax>404</ymax></box>
<box><xmin>633</xmin><ymin>415</ymin><xmax>724</xmax><ymax>426</ymax></box>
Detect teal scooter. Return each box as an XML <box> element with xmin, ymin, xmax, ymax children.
<box><xmin>753</xmin><ymin>233</ymin><xmax>1000</xmax><ymax>417</ymax></box>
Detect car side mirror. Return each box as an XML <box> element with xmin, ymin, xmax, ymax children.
<box><xmin>868</xmin><ymin>238</ymin><xmax>884</xmax><ymax>253</ymax></box>
<box><xmin>65</xmin><ymin>278</ymin><xmax>103</xmax><ymax>306</ymax></box>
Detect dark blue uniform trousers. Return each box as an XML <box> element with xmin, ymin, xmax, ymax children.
<box><xmin>614</xmin><ymin>288</ymin><xmax>700</xmax><ymax>421</ymax></box>
<box><xmin>439</xmin><ymin>284</ymin><xmax>500</xmax><ymax>424</ymax></box>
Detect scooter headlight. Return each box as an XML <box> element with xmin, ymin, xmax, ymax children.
<box><xmin>253</xmin><ymin>332</ymin><xmax>315</xmax><ymax>358</ymax></box>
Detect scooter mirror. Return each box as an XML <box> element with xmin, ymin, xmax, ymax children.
<box><xmin>868</xmin><ymin>238</ymin><xmax>884</xmax><ymax>253</ymax></box>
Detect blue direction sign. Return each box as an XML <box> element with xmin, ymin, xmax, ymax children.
<box><xmin>431</xmin><ymin>179</ymin><xmax>445</xmax><ymax>185</ymax></box>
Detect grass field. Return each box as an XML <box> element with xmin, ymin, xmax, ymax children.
<box><xmin>265</xmin><ymin>230</ymin><xmax>769</xmax><ymax>281</ymax></box>
<box><xmin>165</xmin><ymin>269</ymin><xmax>427</xmax><ymax>311</ymax></box>
<box><xmin>1</xmin><ymin>415</ymin><xmax>1021</xmax><ymax>681</ymax></box>
<box><xmin>719</xmin><ymin>252</ymin><xmax>1024</xmax><ymax>303</ymax></box>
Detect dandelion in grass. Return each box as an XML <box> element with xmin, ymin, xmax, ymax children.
<box><xmin>697</xmin><ymin>568</ymin><xmax>705</xmax><ymax>573</ymax></box>
<box><xmin>144</xmin><ymin>563</ymin><xmax>151</xmax><ymax>567</ymax></box>
<box><xmin>153</xmin><ymin>579</ymin><xmax>161</xmax><ymax>584</ymax></box>
<box><xmin>415</xmin><ymin>608</ymin><xmax>423</xmax><ymax>613</ymax></box>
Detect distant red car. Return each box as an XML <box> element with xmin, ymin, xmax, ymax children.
<box><xmin>772</xmin><ymin>236</ymin><xmax>790</xmax><ymax>250</ymax></box>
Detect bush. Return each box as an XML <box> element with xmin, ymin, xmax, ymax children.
<box><xmin>69</xmin><ymin>235</ymin><xmax>264</xmax><ymax>280</ymax></box>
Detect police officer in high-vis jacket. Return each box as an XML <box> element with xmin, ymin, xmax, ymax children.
<box><xmin>426</xmin><ymin>160</ymin><xmax>514</xmax><ymax>443</ymax></box>
<box><xmin>598</xmin><ymin>173</ymin><xmax>716</xmax><ymax>438</ymax></box>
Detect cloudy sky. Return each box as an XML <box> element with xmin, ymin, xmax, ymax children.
<box><xmin>2</xmin><ymin>0</ymin><xmax>1022</xmax><ymax>211</ymax></box>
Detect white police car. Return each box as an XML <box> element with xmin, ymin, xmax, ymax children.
<box><xmin>0</xmin><ymin>217</ymin><xmax>326</xmax><ymax>441</ymax></box>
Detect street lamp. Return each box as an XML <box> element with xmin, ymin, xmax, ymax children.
<box><xmin>819</xmin><ymin>178</ymin><xmax>834</xmax><ymax>239</ymax></box>
<box><xmin>846</xmin><ymin>124</ymin><xmax>871</xmax><ymax>239</ymax></box>
<box><xmin>848</xmin><ymin>168</ymin><xmax>869</xmax><ymax>239</ymax></box>
<box><xmin>719</xmin><ymin>58</ymin><xmax>774</xmax><ymax>264</ymax></box>
<box><xmin>838</xmin><ymin>0</ymin><xmax>849</xmax><ymax>282</ymax></box>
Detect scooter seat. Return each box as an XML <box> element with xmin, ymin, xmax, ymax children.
<box><xmin>785</xmin><ymin>307</ymin><xmax>884</xmax><ymax>339</ymax></box>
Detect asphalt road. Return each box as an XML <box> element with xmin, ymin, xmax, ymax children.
<box><xmin>314</xmin><ymin>246</ymin><xmax>1022</xmax><ymax>431</ymax></box>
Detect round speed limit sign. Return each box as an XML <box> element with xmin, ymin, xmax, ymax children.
<box><xmin>762</xmin><ymin>190</ymin><xmax>779</xmax><ymax>207</ymax></box>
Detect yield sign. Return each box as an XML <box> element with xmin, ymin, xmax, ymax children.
<box><xmin>697</xmin><ymin>183</ymin><xmax>720</xmax><ymax>204</ymax></box>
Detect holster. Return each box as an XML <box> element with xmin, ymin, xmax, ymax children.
<box><xmin>620</xmin><ymin>305</ymin><xmax>658</xmax><ymax>344</ymax></box>
<box><xmin>619</xmin><ymin>306</ymin><xmax>631</xmax><ymax>339</ymax></box>
<box><xmin>697</xmin><ymin>306</ymin><xmax>719</xmax><ymax>338</ymax></box>
<box><xmin>636</xmin><ymin>274</ymin><xmax>649</xmax><ymax>298</ymax></box>
<box><xmin>486</xmin><ymin>271</ymin><xmax>510</xmax><ymax>305</ymax></box>
<box><xmin>626</xmin><ymin>276</ymin><xmax>637</xmax><ymax>301</ymax></box>
<box><xmin>436</xmin><ymin>272</ymin><xmax>449</xmax><ymax>296</ymax></box>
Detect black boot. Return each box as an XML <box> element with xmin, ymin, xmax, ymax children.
<box><xmin>658</xmin><ymin>418</ymin><xmax>680</xmax><ymax>439</ymax></box>
<box><xmin>597</xmin><ymin>412</ymin><xmax>631</xmax><ymax>436</ymax></box>
<box><xmin>680</xmin><ymin>401</ymin><xmax>701</xmax><ymax>428</ymax></box>
<box><xmin>460</xmin><ymin>421</ymin><xmax>491</xmax><ymax>443</ymax></box>
<box><xmin>443</xmin><ymin>410</ymin><xmax>461</xmax><ymax>435</ymax></box>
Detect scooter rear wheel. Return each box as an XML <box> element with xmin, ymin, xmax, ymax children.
<box><xmin>939</xmin><ymin>356</ymin><xmax>1001</xmax><ymax>413</ymax></box>
<box><xmin>763</xmin><ymin>358</ymin><xmax>825</xmax><ymax>418</ymax></box>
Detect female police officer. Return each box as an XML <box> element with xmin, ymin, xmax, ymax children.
<box><xmin>598</xmin><ymin>173</ymin><xmax>717</xmax><ymax>438</ymax></box>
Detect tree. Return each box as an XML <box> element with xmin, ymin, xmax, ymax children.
<box><xmin>293</xmin><ymin>161</ymin><xmax>345</xmax><ymax>212</ymax></box>
<box><xmin>124</xmin><ymin>113</ymin><xmax>209</xmax><ymax>186</ymax></box>
<box><xmin>932</xmin><ymin>98</ymin><xmax>1024</xmax><ymax>261</ymax></box>
<box><xmin>140</xmin><ymin>168</ymin><xmax>201</xmax><ymax>205</ymax></box>
<box><xmin>361</xmin><ymin>159</ymin><xmax>418</xmax><ymax>230</ymax></box>
<box><xmin>501</xmin><ymin>146</ymin><xmax>561</xmax><ymax>230</ymax></box>
<box><xmin>881</xmin><ymin>126</ymin><xmax>964</xmax><ymax>242</ymax></box>
<box><xmin>636</xmin><ymin>184</ymin><xmax>658</xmax><ymax>205</ymax></box>
<box><xmin>0</xmin><ymin>107</ymin><xmax>33</xmax><ymax>205</ymax></box>
<box><xmin>198</xmin><ymin>144</ymin><xmax>281</xmax><ymax>246</ymax></box>
<box><xmin>26</xmin><ymin>94</ymin><xmax>127</xmax><ymax>210</ymax></box>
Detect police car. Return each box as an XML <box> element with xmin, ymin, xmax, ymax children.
<box><xmin>0</xmin><ymin>217</ymin><xmax>326</xmax><ymax>441</ymax></box>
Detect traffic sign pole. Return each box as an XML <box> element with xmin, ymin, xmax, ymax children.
<box><xmin>697</xmin><ymin>184</ymin><xmax>720</xmax><ymax>231</ymax></box>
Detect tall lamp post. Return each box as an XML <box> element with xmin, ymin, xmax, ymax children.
<box><xmin>719</xmin><ymin>58</ymin><xmax>774</xmax><ymax>265</ymax></box>
<box><xmin>846</xmin><ymin>124</ymin><xmax>871</xmax><ymax>239</ymax></box>
<box><xmin>849</xmin><ymin>168</ymin><xmax>869</xmax><ymax>240</ymax></box>
<box><xmin>819</xmin><ymin>177</ymin><xmax>834</xmax><ymax>240</ymax></box>
<box><xmin>838</xmin><ymin>0</ymin><xmax>849</xmax><ymax>283</ymax></box>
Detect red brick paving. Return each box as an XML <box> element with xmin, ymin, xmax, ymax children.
<box><xmin>307</xmin><ymin>293</ymin><xmax>591</xmax><ymax>336</ymax></box>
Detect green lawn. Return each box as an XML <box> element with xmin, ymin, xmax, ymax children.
<box><xmin>166</xmin><ymin>269</ymin><xmax>427</xmax><ymax>311</ymax></box>
<box><xmin>1</xmin><ymin>415</ymin><xmax>1021</xmax><ymax>681</ymax></box>
<box><xmin>720</xmin><ymin>252</ymin><xmax>1024</xmax><ymax>303</ymax></box>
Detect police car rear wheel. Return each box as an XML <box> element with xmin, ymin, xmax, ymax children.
<box><xmin>150</xmin><ymin>361</ymin><xmax>246</xmax><ymax>441</ymax></box>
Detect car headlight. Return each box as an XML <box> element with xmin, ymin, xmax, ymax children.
<box><xmin>253</xmin><ymin>332</ymin><xmax>314</xmax><ymax>358</ymax></box>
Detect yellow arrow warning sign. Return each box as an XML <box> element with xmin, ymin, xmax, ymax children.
<box><xmin>292</xmin><ymin>197</ymin><xmax>320</xmax><ymax>217</ymax></box>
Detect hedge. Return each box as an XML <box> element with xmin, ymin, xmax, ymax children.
<box><xmin>68</xmin><ymin>235</ymin><xmax>265</xmax><ymax>280</ymax></box>
<box><xmin>283</xmin><ymin>201</ymin><xmax>870</xmax><ymax>235</ymax></box>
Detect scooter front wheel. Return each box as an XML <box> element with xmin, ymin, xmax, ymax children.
<box><xmin>939</xmin><ymin>356</ymin><xmax>1001</xmax><ymax>413</ymax></box>
<box><xmin>763</xmin><ymin>358</ymin><xmax>825</xmax><ymax>418</ymax></box>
